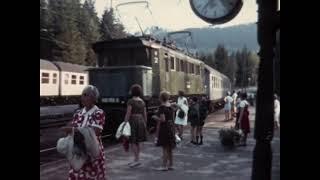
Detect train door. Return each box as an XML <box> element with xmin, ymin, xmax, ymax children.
<box><xmin>164</xmin><ymin>53</ymin><xmax>170</xmax><ymax>91</ymax></box>
<box><xmin>204</xmin><ymin>68</ymin><xmax>210</xmax><ymax>97</ymax></box>
<box><xmin>210</xmin><ymin>75</ymin><xmax>214</xmax><ymax>101</ymax></box>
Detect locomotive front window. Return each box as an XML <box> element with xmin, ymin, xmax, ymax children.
<box><xmin>41</xmin><ymin>72</ymin><xmax>49</xmax><ymax>84</ymax></box>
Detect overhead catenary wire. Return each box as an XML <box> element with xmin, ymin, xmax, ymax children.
<box><xmin>115</xmin><ymin>1</ymin><xmax>160</xmax><ymax>36</ymax></box>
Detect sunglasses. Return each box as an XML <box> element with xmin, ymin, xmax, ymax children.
<box><xmin>82</xmin><ymin>93</ymin><xmax>90</xmax><ymax>97</ymax></box>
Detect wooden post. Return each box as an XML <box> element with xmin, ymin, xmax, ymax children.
<box><xmin>251</xmin><ymin>0</ymin><xmax>278</xmax><ymax>180</ymax></box>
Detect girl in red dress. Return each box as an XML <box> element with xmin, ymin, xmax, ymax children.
<box><xmin>237</xmin><ymin>93</ymin><xmax>250</xmax><ymax>146</ymax></box>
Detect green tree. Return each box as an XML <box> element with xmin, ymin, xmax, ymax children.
<box><xmin>226</xmin><ymin>51</ymin><xmax>237</xmax><ymax>86</ymax></box>
<box><xmin>79</xmin><ymin>0</ymin><xmax>101</xmax><ymax>65</ymax></box>
<box><xmin>47</xmin><ymin>0</ymin><xmax>87</xmax><ymax>64</ymax></box>
<box><xmin>247</xmin><ymin>52</ymin><xmax>259</xmax><ymax>86</ymax></box>
<box><xmin>40</xmin><ymin>0</ymin><xmax>52</xmax><ymax>59</ymax></box>
<box><xmin>235</xmin><ymin>46</ymin><xmax>259</xmax><ymax>88</ymax></box>
<box><xmin>235</xmin><ymin>49</ymin><xmax>244</xmax><ymax>87</ymax></box>
<box><xmin>40</xmin><ymin>0</ymin><xmax>48</xmax><ymax>31</ymax></box>
<box><xmin>100</xmin><ymin>8</ymin><xmax>126</xmax><ymax>40</ymax></box>
<box><xmin>213</xmin><ymin>44</ymin><xmax>229</xmax><ymax>74</ymax></box>
<box><xmin>199</xmin><ymin>51</ymin><xmax>215</xmax><ymax>68</ymax></box>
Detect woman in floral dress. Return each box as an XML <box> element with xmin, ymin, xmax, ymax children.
<box><xmin>63</xmin><ymin>85</ymin><xmax>106</xmax><ymax>180</ymax></box>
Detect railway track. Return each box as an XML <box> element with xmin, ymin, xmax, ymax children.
<box><xmin>40</xmin><ymin>117</ymin><xmax>72</xmax><ymax>129</ymax></box>
<box><xmin>40</xmin><ymin>112</ymin><xmax>74</xmax><ymax>129</ymax></box>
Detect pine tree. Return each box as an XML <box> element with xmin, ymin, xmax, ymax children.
<box><xmin>47</xmin><ymin>0</ymin><xmax>87</xmax><ymax>64</ymax></box>
<box><xmin>235</xmin><ymin>49</ymin><xmax>244</xmax><ymax>87</ymax></box>
<box><xmin>40</xmin><ymin>0</ymin><xmax>52</xmax><ymax>59</ymax></box>
<box><xmin>79</xmin><ymin>0</ymin><xmax>101</xmax><ymax>65</ymax></box>
<box><xmin>213</xmin><ymin>44</ymin><xmax>229</xmax><ymax>74</ymax></box>
<box><xmin>226</xmin><ymin>51</ymin><xmax>237</xmax><ymax>86</ymax></box>
<box><xmin>100</xmin><ymin>8</ymin><xmax>126</xmax><ymax>40</ymax></box>
<box><xmin>247</xmin><ymin>52</ymin><xmax>259</xmax><ymax>86</ymax></box>
<box><xmin>234</xmin><ymin>46</ymin><xmax>259</xmax><ymax>87</ymax></box>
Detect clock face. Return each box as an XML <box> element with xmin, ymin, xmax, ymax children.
<box><xmin>190</xmin><ymin>0</ymin><xmax>243</xmax><ymax>24</ymax></box>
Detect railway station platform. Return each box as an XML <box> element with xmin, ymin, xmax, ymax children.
<box><xmin>40</xmin><ymin>106</ymin><xmax>280</xmax><ymax>180</ymax></box>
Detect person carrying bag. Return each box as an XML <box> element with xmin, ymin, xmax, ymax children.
<box><xmin>116</xmin><ymin>121</ymin><xmax>131</xmax><ymax>152</ymax></box>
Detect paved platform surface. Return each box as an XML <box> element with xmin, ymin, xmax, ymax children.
<box><xmin>40</xmin><ymin>106</ymin><xmax>280</xmax><ymax>180</ymax></box>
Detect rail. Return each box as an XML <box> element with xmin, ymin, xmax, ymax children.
<box><xmin>40</xmin><ymin>116</ymin><xmax>72</xmax><ymax>129</ymax></box>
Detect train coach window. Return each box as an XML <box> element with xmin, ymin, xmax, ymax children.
<box><xmin>71</xmin><ymin>75</ymin><xmax>77</xmax><ymax>85</ymax></box>
<box><xmin>41</xmin><ymin>73</ymin><xmax>49</xmax><ymax>84</ymax></box>
<box><xmin>79</xmin><ymin>76</ymin><xmax>84</xmax><ymax>85</ymax></box>
<box><xmin>170</xmin><ymin>57</ymin><xmax>175</xmax><ymax>70</ymax></box>
<box><xmin>52</xmin><ymin>73</ymin><xmax>57</xmax><ymax>84</ymax></box>
<box><xmin>64</xmin><ymin>74</ymin><xmax>69</xmax><ymax>84</ymax></box>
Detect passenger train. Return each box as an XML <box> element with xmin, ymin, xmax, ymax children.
<box><xmin>88</xmin><ymin>36</ymin><xmax>232</xmax><ymax>136</ymax></box>
<box><xmin>40</xmin><ymin>36</ymin><xmax>233</xmax><ymax>136</ymax></box>
<box><xmin>40</xmin><ymin>59</ymin><xmax>89</xmax><ymax>106</ymax></box>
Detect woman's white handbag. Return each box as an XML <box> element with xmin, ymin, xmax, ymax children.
<box><xmin>175</xmin><ymin>134</ymin><xmax>181</xmax><ymax>144</ymax></box>
<box><xmin>116</xmin><ymin>121</ymin><xmax>131</xmax><ymax>139</ymax></box>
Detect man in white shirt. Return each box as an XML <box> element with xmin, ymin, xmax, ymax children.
<box><xmin>274</xmin><ymin>94</ymin><xmax>280</xmax><ymax>129</ymax></box>
<box><xmin>224</xmin><ymin>92</ymin><xmax>233</xmax><ymax>121</ymax></box>
<box><xmin>231</xmin><ymin>90</ymin><xmax>238</xmax><ymax>118</ymax></box>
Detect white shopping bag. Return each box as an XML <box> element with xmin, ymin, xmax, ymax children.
<box><xmin>116</xmin><ymin>121</ymin><xmax>131</xmax><ymax>139</ymax></box>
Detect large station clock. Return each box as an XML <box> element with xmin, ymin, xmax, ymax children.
<box><xmin>189</xmin><ymin>0</ymin><xmax>243</xmax><ymax>25</ymax></box>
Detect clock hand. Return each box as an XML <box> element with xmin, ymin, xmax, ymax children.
<box><xmin>202</xmin><ymin>2</ymin><xmax>210</xmax><ymax>13</ymax></box>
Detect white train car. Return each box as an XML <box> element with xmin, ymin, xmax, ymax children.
<box><xmin>204</xmin><ymin>64</ymin><xmax>231</xmax><ymax>102</ymax></box>
<box><xmin>52</xmin><ymin>61</ymin><xmax>89</xmax><ymax>96</ymax></box>
<box><xmin>40</xmin><ymin>59</ymin><xmax>60</xmax><ymax>97</ymax></box>
<box><xmin>40</xmin><ymin>59</ymin><xmax>90</xmax><ymax>105</ymax></box>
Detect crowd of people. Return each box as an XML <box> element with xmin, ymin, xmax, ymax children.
<box><xmin>58</xmin><ymin>84</ymin><xmax>280</xmax><ymax>179</ymax></box>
